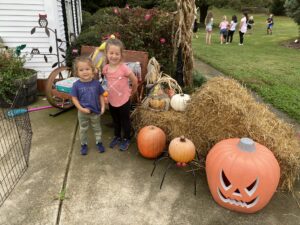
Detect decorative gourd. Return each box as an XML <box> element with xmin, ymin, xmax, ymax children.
<box><xmin>149</xmin><ymin>97</ymin><xmax>166</xmax><ymax>110</ymax></box>
<box><xmin>170</xmin><ymin>93</ymin><xmax>190</xmax><ymax>112</ymax></box>
<box><xmin>206</xmin><ymin>138</ymin><xmax>280</xmax><ymax>213</ymax></box>
<box><xmin>169</xmin><ymin>136</ymin><xmax>196</xmax><ymax>163</ymax></box>
<box><xmin>137</xmin><ymin>125</ymin><xmax>166</xmax><ymax>159</ymax></box>
<box><xmin>165</xmin><ymin>88</ymin><xmax>175</xmax><ymax>98</ymax></box>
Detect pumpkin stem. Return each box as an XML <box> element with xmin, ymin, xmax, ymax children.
<box><xmin>179</xmin><ymin>136</ymin><xmax>186</xmax><ymax>142</ymax></box>
<box><xmin>238</xmin><ymin>138</ymin><xmax>256</xmax><ymax>152</ymax></box>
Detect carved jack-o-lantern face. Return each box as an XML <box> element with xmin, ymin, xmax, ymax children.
<box><xmin>218</xmin><ymin>170</ymin><xmax>259</xmax><ymax>209</ymax></box>
<box><xmin>206</xmin><ymin>138</ymin><xmax>280</xmax><ymax>213</ymax></box>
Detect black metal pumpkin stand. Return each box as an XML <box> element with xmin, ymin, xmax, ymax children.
<box><xmin>150</xmin><ymin>151</ymin><xmax>203</xmax><ymax>195</ymax></box>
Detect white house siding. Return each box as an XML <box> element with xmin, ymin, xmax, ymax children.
<box><xmin>0</xmin><ymin>0</ymin><xmax>72</xmax><ymax>79</ymax></box>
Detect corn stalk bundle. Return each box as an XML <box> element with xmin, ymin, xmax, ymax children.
<box><xmin>172</xmin><ymin>0</ymin><xmax>197</xmax><ymax>87</ymax></box>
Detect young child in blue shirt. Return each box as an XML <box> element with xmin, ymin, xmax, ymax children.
<box><xmin>71</xmin><ymin>56</ymin><xmax>106</xmax><ymax>155</ymax></box>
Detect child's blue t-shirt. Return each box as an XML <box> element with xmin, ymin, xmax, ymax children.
<box><xmin>71</xmin><ymin>79</ymin><xmax>105</xmax><ymax>114</ymax></box>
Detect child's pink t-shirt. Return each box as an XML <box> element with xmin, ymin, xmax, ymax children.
<box><xmin>219</xmin><ymin>21</ymin><xmax>229</xmax><ymax>30</ymax></box>
<box><xmin>102</xmin><ymin>63</ymin><xmax>132</xmax><ymax>107</ymax></box>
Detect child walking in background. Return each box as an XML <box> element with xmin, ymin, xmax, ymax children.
<box><xmin>226</xmin><ymin>15</ymin><xmax>238</xmax><ymax>43</ymax></box>
<box><xmin>71</xmin><ymin>56</ymin><xmax>106</xmax><ymax>155</ymax></box>
<box><xmin>219</xmin><ymin>15</ymin><xmax>229</xmax><ymax>44</ymax></box>
<box><xmin>102</xmin><ymin>38</ymin><xmax>138</xmax><ymax>151</ymax></box>
<box><xmin>193</xmin><ymin>19</ymin><xmax>199</xmax><ymax>38</ymax></box>
<box><xmin>205</xmin><ymin>11</ymin><xmax>214</xmax><ymax>45</ymax></box>
<box><xmin>266</xmin><ymin>14</ymin><xmax>274</xmax><ymax>35</ymax></box>
<box><xmin>239</xmin><ymin>12</ymin><xmax>248</xmax><ymax>45</ymax></box>
<box><xmin>247</xmin><ymin>16</ymin><xmax>255</xmax><ymax>34</ymax></box>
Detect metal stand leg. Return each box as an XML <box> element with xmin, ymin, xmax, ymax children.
<box><xmin>196</xmin><ymin>151</ymin><xmax>200</xmax><ymax>161</ymax></box>
<box><xmin>49</xmin><ymin>106</ymin><xmax>74</xmax><ymax>117</ymax></box>
<box><xmin>187</xmin><ymin>163</ymin><xmax>197</xmax><ymax>196</ymax></box>
<box><xmin>160</xmin><ymin>161</ymin><xmax>175</xmax><ymax>190</ymax></box>
<box><xmin>151</xmin><ymin>154</ymin><xmax>169</xmax><ymax>176</ymax></box>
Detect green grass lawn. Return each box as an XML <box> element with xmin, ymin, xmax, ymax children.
<box><xmin>192</xmin><ymin>8</ymin><xmax>300</xmax><ymax>123</ymax></box>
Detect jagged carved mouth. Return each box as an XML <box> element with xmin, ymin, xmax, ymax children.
<box><xmin>217</xmin><ymin>188</ymin><xmax>259</xmax><ymax>208</ymax></box>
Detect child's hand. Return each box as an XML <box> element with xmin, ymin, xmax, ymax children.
<box><xmin>80</xmin><ymin>108</ymin><xmax>91</xmax><ymax>114</ymax></box>
<box><xmin>101</xmin><ymin>107</ymin><xmax>105</xmax><ymax>115</ymax></box>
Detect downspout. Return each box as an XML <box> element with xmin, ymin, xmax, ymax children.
<box><xmin>61</xmin><ymin>0</ymin><xmax>70</xmax><ymax>45</ymax></box>
<box><xmin>70</xmin><ymin>0</ymin><xmax>77</xmax><ymax>36</ymax></box>
<box><xmin>73</xmin><ymin>0</ymin><xmax>79</xmax><ymax>36</ymax></box>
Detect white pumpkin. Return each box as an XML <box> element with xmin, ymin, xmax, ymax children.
<box><xmin>170</xmin><ymin>93</ymin><xmax>191</xmax><ymax>111</ymax></box>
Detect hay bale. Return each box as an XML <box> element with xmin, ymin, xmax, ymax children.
<box><xmin>131</xmin><ymin>108</ymin><xmax>188</xmax><ymax>142</ymax></box>
<box><xmin>132</xmin><ymin>76</ymin><xmax>300</xmax><ymax>191</ymax></box>
<box><xmin>186</xmin><ymin>77</ymin><xmax>300</xmax><ymax>191</ymax></box>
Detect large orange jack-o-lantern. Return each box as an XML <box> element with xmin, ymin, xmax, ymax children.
<box><xmin>206</xmin><ymin>138</ymin><xmax>280</xmax><ymax>213</ymax></box>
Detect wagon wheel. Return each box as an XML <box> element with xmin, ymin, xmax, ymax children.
<box><xmin>45</xmin><ymin>66</ymin><xmax>74</xmax><ymax>109</ymax></box>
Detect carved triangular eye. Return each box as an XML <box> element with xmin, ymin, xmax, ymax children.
<box><xmin>220</xmin><ymin>170</ymin><xmax>232</xmax><ymax>190</ymax></box>
<box><xmin>233</xmin><ymin>188</ymin><xmax>242</xmax><ymax>196</ymax></box>
<box><xmin>244</xmin><ymin>178</ymin><xmax>259</xmax><ymax>196</ymax></box>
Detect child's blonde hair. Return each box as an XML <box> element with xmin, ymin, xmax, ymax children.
<box><xmin>205</xmin><ymin>11</ymin><xmax>213</xmax><ymax>25</ymax></box>
<box><xmin>222</xmin><ymin>15</ymin><xmax>227</xmax><ymax>21</ymax></box>
<box><xmin>105</xmin><ymin>38</ymin><xmax>125</xmax><ymax>60</ymax></box>
<box><xmin>73</xmin><ymin>56</ymin><xmax>95</xmax><ymax>76</ymax></box>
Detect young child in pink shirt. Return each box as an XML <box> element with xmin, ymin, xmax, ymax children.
<box><xmin>102</xmin><ymin>38</ymin><xmax>137</xmax><ymax>151</ymax></box>
<box><xmin>219</xmin><ymin>15</ymin><xmax>229</xmax><ymax>44</ymax></box>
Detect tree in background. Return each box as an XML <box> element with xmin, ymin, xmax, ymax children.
<box><xmin>284</xmin><ymin>0</ymin><xmax>300</xmax><ymax>38</ymax></box>
<box><xmin>81</xmin><ymin>0</ymin><xmax>176</xmax><ymax>13</ymax></box>
<box><xmin>270</xmin><ymin>0</ymin><xmax>286</xmax><ymax>15</ymax></box>
<box><xmin>81</xmin><ymin>0</ymin><xmax>127</xmax><ymax>13</ymax></box>
<box><xmin>195</xmin><ymin>0</ymin><xmax>272</xmax><ymax>26</ymax></box>
<box><xmin>195</xmin><ymin>0</ymin><xmax>225</xmax><ymax>25</ymax></box>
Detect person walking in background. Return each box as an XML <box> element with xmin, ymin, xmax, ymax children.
<box><xmin>193</xmin><ymin>19</ymin><xmax>199</xmax><ymax>38</ymax></box>
<box><xmin>102</xmin><ymin>37</ymin><xmax>138</xmax><ymax>151</ymax></box>
<box><xmin>71</xmin><ymin>56</ymin><xmax>106</xmax><ymax>155</ymax></box>
<box><xmin>226</xmin><ymin>15</ymin><xmax>238</xmax><ymax>44</ymax></box>
<box><xmin>239</xmin><ymin>12</ymin><xmax>248</xmax><ymax>45</ymax></box>
<box><xmin>266</xmin><ymin>14</ymin><xmax>274</xmax><ymax>35</ymax></box>
<box><xmin>205</xmin><ymin>11</ymin><xmax>214</xmax><ymax>45</ymax></box>
<box><xmin>247</xmin><ymin>16</ymin><xmax>255</xmax><ymax>34</ymax></box>
<box><xmin>219</xmin><ymin>15</ymin><xmax>229</xmax><ymax>44</ymax></box>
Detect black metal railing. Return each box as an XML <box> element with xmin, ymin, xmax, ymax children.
<box><xmin>0</xmin><ymin>85</ymin><xmax>32</xmax><ymax>206</ymax></box>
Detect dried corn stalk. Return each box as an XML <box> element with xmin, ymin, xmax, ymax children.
<box><xmin>172</xmin><ymin>0</ymin><xmax>197</xmax><ymax>87</ymax></box>
<box><xmin>145</xmin><ymin>57</ymin><xmax>161</xmax><ymax>85</ymax></box>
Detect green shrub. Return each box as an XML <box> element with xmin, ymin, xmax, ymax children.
<box><xmin>71</xmin><ymin>7</ymin><xmax>175</xmax><ymax>74</ymax></box>
<box><xmin>0</xmin><ymin>49</ymin><xmax>36</xmax><ymax>103</ymax></box>
<box><xmin>182</xmin><ymin>70</ymin><xmax>207</xmax><ymax>94</ymax></box>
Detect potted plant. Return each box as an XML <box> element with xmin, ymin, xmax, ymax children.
<box><xmin>0</xmin><ymin>46</ymin><xmax>37</xmax><ymax>108</ymax></box>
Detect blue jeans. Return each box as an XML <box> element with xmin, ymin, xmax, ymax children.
<box><xmin>78</xmin><ymin>111</ymin><xmax>102</xmax><ymax>145</ymax></box>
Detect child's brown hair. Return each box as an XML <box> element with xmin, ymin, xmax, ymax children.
<box><xmin>73</xmin><ymin>56</ymin><xmax>95</xmax><ymax>76</ymax></box>
<box><xmin>105</xmin><ymin>38</ymin><xmax>125</xmax><ymax>60</ymax></box>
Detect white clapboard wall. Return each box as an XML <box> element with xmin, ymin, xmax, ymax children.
<box><xmin>0</xmin><ymin>0</ymin><xmax>82</xmax><ymax>79</ymax></box>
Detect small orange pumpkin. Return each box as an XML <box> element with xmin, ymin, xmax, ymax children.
<box><xmin>168</xmin><ymin>136</ymin><xmax>196</xmax><ymax>163</ymax></box>
<box><xmin>137</xmin><ymin>125</ymin><xmax>166</xmax><ymax>159</ymax></box>
<box><xmin>103</xmin><ymin>91</ymin><xmax>108</xmax><ymax>97</ymax></box>
<box><xmin>206</xmin><ymin>138</ymin><xmax>280</xmax><ymax>213</ymax></box>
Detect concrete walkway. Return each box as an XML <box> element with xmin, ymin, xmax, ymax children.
<box><xmin>0</xmin><ymin>60</ymin><xmax>300</xmax><ymax>225</ymax></box>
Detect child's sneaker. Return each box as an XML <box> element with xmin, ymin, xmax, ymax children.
<box><xmin>109</xmin><ymin>136</ymin><xmax>121</xmax><ymax>148</ymax></box>
<box><xmin>119</xmin><ymin>138</ymin><xmax>130</xmax><ymax>151</ymax></box>
<box><xmin>96</xmin><ymin>142</ymin><xmax>105</xmax><ymax>153</ymax></box>
<box><xmin>81</xmin><ymin>144</ymin><xmax>88</xmax><ymax>155</ymax></box>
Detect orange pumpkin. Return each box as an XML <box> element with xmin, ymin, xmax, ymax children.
<box><xmin>103</xmin><ymin>91</ymin><xmax>108</xmax><ymax>97</ymax></box>
<box><xmin>206</xmin><ymin>138</ymin><xmax>280</xmax><ymax>213</ymax></box>
<box><xmin>169</xmin><ymin>136</ymin><xmax>196</xmax><ymax>163</ymax></box>
<box><xmin>137</xmin><ymin>125</ymin><xmax>166</xmax><ymax>159</ymax></box>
